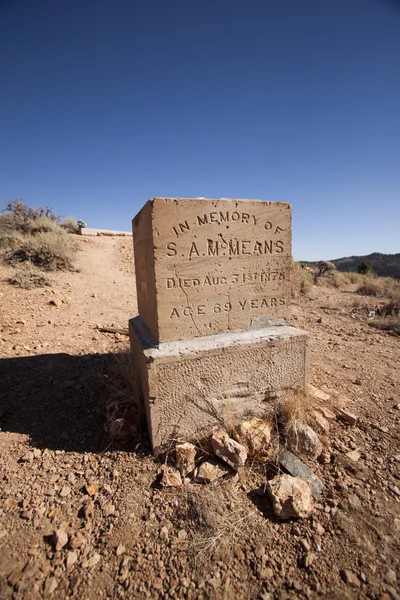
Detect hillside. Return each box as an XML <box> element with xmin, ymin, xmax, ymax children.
<box><xmin>302</xmin><ymin>252</ymin><xmax>400</xmax><ymax>278</ymax></box>
<box><xmin>0</xmin><ymin>236</ymin><xmax>399</xmax><ymax>599</ymax></box>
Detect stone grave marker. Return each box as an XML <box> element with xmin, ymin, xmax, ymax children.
<box><xmin>130</xmin><ymin>198</ymin><xmax>309</xmax><ymax>453</ymax></box>
<box><xmin>132</xmin><ymin>198</ymin><xmax>291</xmax><ymax>342</ymax></box>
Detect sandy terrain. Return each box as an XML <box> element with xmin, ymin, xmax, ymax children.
<box><xmin>0</xmin><ymin>236</ymin><xmax>399</xmax><ymax>600</ymax></box>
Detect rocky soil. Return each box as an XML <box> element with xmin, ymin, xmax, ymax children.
<box><xmin>0</xmin><ymin>236</ymin><xmax>399</xmax><ymax>600</ymax></box>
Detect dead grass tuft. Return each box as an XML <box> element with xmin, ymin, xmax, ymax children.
<box><xmin>9</xmin><ymin>267</ymin><xmax>51</xmax><ymax>289</ymax></box>
<box><xmin>278</xmin><ymin>390</ymin><xmax>315</xmax><ymax>426</ymax></box>
<box><xmin>357</xmin><ymin>275</ymin><xmax>400</xmax><ymax>300</ymax></box>
<box><xmin>6</xmin><ymin>230</ymin><xmax>79</xmax><ymax>271</ymax></box>
<box><xmin>291</xmin><ymin>261</ymin><xmax>314</xmax><ymax>297</ymax></box>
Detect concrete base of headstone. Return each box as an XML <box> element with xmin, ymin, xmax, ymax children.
<box><xmin>129</xmin><ymin>316</ymin><xmax>309</xmax><ymax>454</ymax></box>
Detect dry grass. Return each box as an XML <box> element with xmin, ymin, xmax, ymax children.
<box><xmin>26</xmin><ymin>215</ymin><xmax>62</xmax><ymax>235</ymax></box>
<box><xmin>8</xmin><ymin>267</ymin><xmax>51</xmax><ymax>289</ymax></box>
<box><xmin>278</xmin><ymin>390</ymin><xmax>315</xmax><ymax>426</ymax></box>
<box><xmin>291</xmin><ymin>262</ymin><xmax>314</xmax><ymax>297</ymax></box>
<box><xmin>104</xmin><ymin>349</ymin><xmax>147</xmax><ymax>442</ymax></box>
<box><xmin>61</xmin><ymin>216</ymin><xmax>79</xmax><ymax>234</ymax></box>
<box><xmin>6</xmin><ymin>230</ymin><xmax>79</xmax><ymax>271</ymax></box>
<box><xmin>357</xmin><ymin>275</ymin><xmax>400</xmax><ymax>300</ymax></box>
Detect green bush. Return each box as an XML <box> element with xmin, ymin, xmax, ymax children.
<box><xmin>358</xmin><ymin>259</ymin><xmax>373</xmax><ymax>275</ymax></box>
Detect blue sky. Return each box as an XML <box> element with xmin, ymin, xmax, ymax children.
<box><xmin>1</xmin><ymin>0</ymin><xmax>399</xmax><ymax>260</ymax></box>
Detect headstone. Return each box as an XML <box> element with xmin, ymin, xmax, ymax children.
<box><xmin>132</xmin><ymin>198</ymin><xmax>291</xmax><ymax>342</ymax></box>
<box><xmin>129</xmin><ymin>198</ymin><xmax>309</xmax><ymax>453</ymax></box>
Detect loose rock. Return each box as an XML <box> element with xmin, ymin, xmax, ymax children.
<box><xmin>193</xmin><ymin>460</ymin><xmax>231</xmax><ymax>483</ymax></box>
<box><xmin>286</xmin><ymin>422</ymin><xmax>323</xmax><ymax>460</ymax></box>
<box><xmin>160</xmin><ymin>465</ymin><xmax>182</xmax><ymax>487</ymax></box>
<box><xmin>53</xmin><ymin>529</ymin><xmax>68</xmax><ymax>551</ymax></box>
<box><xmin>211</xmin><ymin>427</ymin><xmax>247</xmax><ymax>470</ymax></box>
<box><xmin>267</xmin><ymin>474</ymin><xmax>314</xmax><ymax>520</ymax></box>
<box><xmin>233</xmin><ymin>417</ymin><xmax>272</xmax><ymax>456</ymax></box>
<box><xmin>175</xmin><ymin>442</ymin><xmax>196</xmax><ymax>476</ymax></box>
<box><xmin>278</xmin><ymin>450</ymin><xmax>323</xmax><ymax>499</ymax></box>
<box><xmin>338</xmin><ymin>409</ymin><xmax>358</xmax><ymax>426</ymax></box>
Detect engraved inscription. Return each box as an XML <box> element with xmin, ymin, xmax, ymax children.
<box><xmin>132</xmin><ymin>198</ymin><xmax>292</xmax><ymax>341</ymax></box>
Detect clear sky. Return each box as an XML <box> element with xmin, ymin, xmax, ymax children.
<box><xmin>1</xmin><ymin>0</ymin><xmax>399</xmax><ymax>260</ymax></box>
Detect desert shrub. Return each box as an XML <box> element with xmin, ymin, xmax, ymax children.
<box><xmin>317</xmin><ymin>261</ymin><xmax>336</xmax><ymax>276</ymax></box>
<box><xmin>370</xmin><ymin>300</ymin><xmax>400</xmax><ymax>335</ymax></box>
<box><xmin>1</xmin><ymin>199</ymin><xmax>59</xmax><ymax>233</ymax></box>
<box><xmin>0</xmin><ymin>230</ymin><xmax>23</xmax><ymax>250</ymax></box>
<box><xmin>6</xmin><ymin>230</ymin><xmax>79</xmax><ymax>270</ymax></box>
<box><xmin>342</xmin><ymin>271</ymin><xmax>363</xmax><ymax>285</ymax></box>
<box><xmin>357</xmin><ymin>275</ymin><xmax>400</xmax><ymax>300</ymax></box>
<box><xmin>26</xmin><ymin>216</ymin><xmax>62</xmax><ymax>234</ymax></box>
<box><xmin>291</xmin><ymin>261</ymin><xmax>314</xmax><ymax>297</ymax></box>
<box><xmin>61</xmin><ymin>217</ymin><xmax>79</xmax><ymax>233</ymax></box>
<box><xmin>9</xmin><ymin>267</ymin><xmax>51</xmax><ymax>289</ymax></box>
<box><xmin>358</xmin><ymin>259</ymin><xmax>373</xmax><ymax>275</ymax></box>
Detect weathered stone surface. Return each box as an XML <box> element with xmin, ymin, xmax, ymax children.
<box><xmin>211</xmin><ymin>427</ymin><xmax>247</xmax><ymax>470</ymax></box>
<box><xmin>277</xmin><ymin>449</ymin><xmax>323</xmax><ymax>499</ymax></box>
<box><xmin>286</xmin><ymin>422</ymin><xmax>322</xmax><ymax>460</ymax></box>
<box><xmin>193</xmin><ymin>460</ymin><xmax>231</xmax><ymax>483</ymax></box>
<box><xmin>175</xmin><ymin>442</ymin><xmax>196</xmax><ymax>476</ymax></box>
<box><xmin>267</xmin><ymin>474</ymin><xmax>313</xmax><ymax>520</ymax></box>
<box><xmin>53</xmin><ymin>529</ymin><xmax>68</xmax><ymax>551</ymax></box>
<box><xmin>233</xmin><ymin>417</ymin><xmax>272</xmax><ymax>455</ymax></box>
<box><xmin>132</xmin><ymin>198</ymin><xmax>292</xmax><ymax>342</ymax></box>
<box><xmin>160</xmin><ymin>466</ymin><xmax>182</xmax><ymax>487</ymax></box>
<box><xmin>312</xmin><ymin>410</ymin><xmax>330</xmax><ymax>434</ymax></box>
<box><xmin>338</xmin><ymin>409</ymin><xmax>358</xmax><ymax>426</ymax></box>
<box><xmin>307</xmin><ymin>385</ymin><xmax>330</xmax><ymax>402</ymax></box>
<box><xmin>130</xmin><ymin>317</ymin><xmax>309</xmax><ymax>452</ymax></box>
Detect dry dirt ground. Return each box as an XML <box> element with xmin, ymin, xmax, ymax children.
<box><xmin>0</xmin><ymin>236</ymin><xmax>399</xmax><ymax>600</ymax></box>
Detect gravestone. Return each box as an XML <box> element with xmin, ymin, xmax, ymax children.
<box><xmin>132</xmin><ymin>198</ymin><xmax>291</xmax><ymax>342</ymax></box>
<box><xmin>129</xmin><ymin>198</ymin><xmax>309</xmax><ymax>453</ymax></box>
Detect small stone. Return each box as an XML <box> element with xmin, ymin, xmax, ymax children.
<box><xmin>7</xmin><ymin>566</ymin><xmax>23</xmax><ymax>586</ymax></box>
<box><xmin>255</xmin><ymin>543</ymin><xmax>265</xmax><ymax>558</ymax></box>
<box><xmin>307</xmin><ymin>385</ymin><xmax>330</xmax><ymax>402</ymax></box>
<box><xmin>315</xmin><ymin>523</ymin><xmax>325</xmax><ymax>536</ymax></box>
<box><xmin>116</xmin><ymin>545</ymin><xmax>126</xmax><ymax>556</ymax></box>
<box><xmin>160</xmin><ymin>466</ymin><xmax>182</xmax><ymax>487</ymax></box>
<box><xmin>267</xmin><ymin>474</ymin><xmax>313</xmax><ymax>520</ymax></box>
<box><xmin>175</xmin><ymin>442</ymin><xmax>196</xmax><ymax>476</ymax></box>
<box><xmin>43</xmin><ymin>576</ymin><xmax>58</xmax><ymax>596</ymax></box>
<box><xmin>233</xmin><ymin>417</ymin><xmax>272</xmax><ymax>456</ymax></box>
<box><xmin>53</xmin><ymin>529</ymin><xmax>68</xmax><ymax>551</ymax></box>
<box><xmin>384</xmin><ymin>569</ymin><xmax>397</xmax><ymax>586</ymax></box>
<box><xmin>33</xmin><ymin>449</ymin><xmax>41</xmax><ymax>459</ymax></box>
<box><xmin>59</xmin><ymin>486</ymin><xmax>71</xmax><ymax>497</ymax></box>
<box><xmin>339</xmin><ymin>410</ymin><xmax>358</xmax><ymax>426</ymax></box>
<box><xmin>257</xmin><ymin>567</ymin><xmax>274</xmax><ymax>580</ymax></box>
<box><xmin>211</xmin><ymin>427</ymin><xmax>247</xmax><ymax>470</ymax></box>
<box><xmin>346</xmin><ymin>450</ymin><xmax>361</xmax><ymax>463</ymax></box>
<box><xmin>286</xmin><ymin>422</ymin><xmax>322</xmax><ymax>460</ymax></box>
<box><xmin>20</xmin><ymin>451</ymin><xmax>34</xmax><ymax>463</ymax></box>
<box><xmin>0</xmin><ymin>530</ymin><xmax>7</xmax><ymax>539</ymax></box>
<box><xmin>300</xmin><ymin>538</ymin><xmax>311</xmax><ymax>552</ymax></box>
<box><xmin>301</xmin><ymin>552</ymin><xmax>316</xmax><ymax>568</ymax></box>
<box><xmin>314</xmin><ymin>405</ymin><xmax>336</xmax><ymax>420</ymax></box>
<box><xmin>278</xmin><ymin>450</ymin><xmax>323</xmax><ymax>499</ymax></box>
<box><xmin>66</xmin><ymin>551</ymin><xmax>78</xmax><ymax>568</ymax></box>
<box><xmin>193</xmin><ymin>460</ymin><xmax>231</xmax><ymax>483</ymax></box>
<box><xmin>341</xmin><ymin>569</ymin><xmax>360</xmax><ymax>588</ymax></box>
<box><xmin>160</xmin><ymin>526</ymin><xmax>169</xmax><ymax>541</ymax></box>
<box><xmin>83</xmin><ymin>553</ymin><xmax>101</xmax><ymax>569</ymax></box>
<box><xmin>312</xmin><ymin>411</ymin><xmax>330</xmax><ymax>434</ymax></box>
<box><xmin>85</xmin><ymin>481</ymin><xmax>99</xmax><ymax>496</ymax></box>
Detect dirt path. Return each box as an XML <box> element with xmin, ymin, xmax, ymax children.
<box><xmin>0</xmin><ymin>236</ymin><xmax>136</xmax><ymax>358</ymax></box>
<box><xmin>0</xmin><ymin>240</ymin><xmax>399</xmax><ymax>600</ymax></box>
